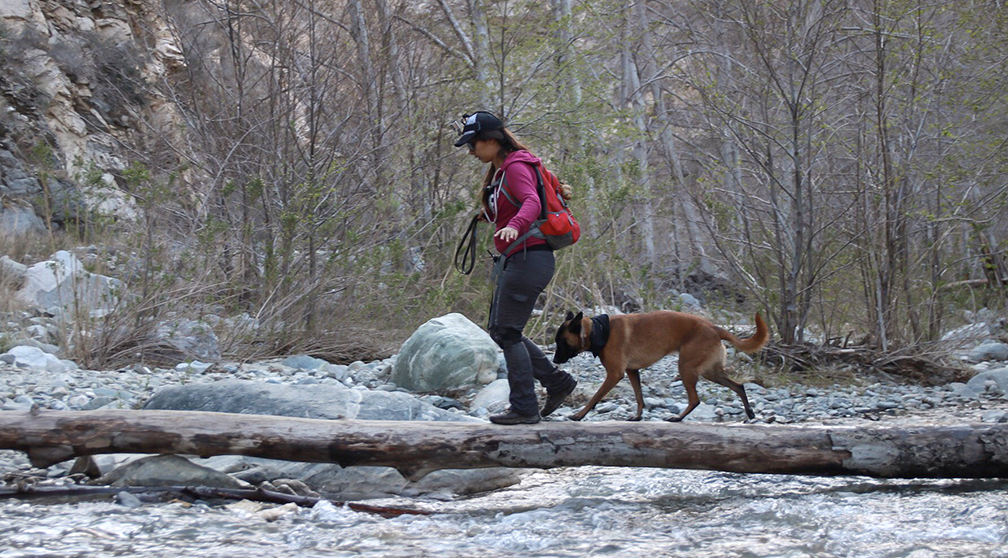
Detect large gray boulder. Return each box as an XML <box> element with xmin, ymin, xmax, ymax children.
<box><xmin>154</xmin><ymin>318</ymin><xmax>221</xmax><ymax>362</ymax></box>
<box><xmin>142</xmin><ymin>380</ymin><xmax>520</xmax><ymax>498</ymax></box>
<box><xmin>0</xmin><ymin>345</ymin><xmax>68</xmax><ymax>373</ymax></box>
<box><xmin>392</xmin><ymin>313</ymin><xmax>500</xmax><ymax>392</ymax></box>
<box><xmin>969</xmin><ymin>342</ymin><xmax>1008</xmax><ymax>363</ymax></box>
<box><xmin>13</xmin><ymin>251</ymin><xmax>123</xmax><ymax>317</ymax></box>
<box><xmin>143</xmin><ymin>379</ymin><xmax>475</xmax><ymax>421</ymax></box>
<box><xmin>196</xmin><ymin>455</ymin><xmax>519</xmax><ymax>500</ymax></box>
<box><xmin>966</xmin><ymin>368</ymin><xmax>1008</xmax><ymax>393</ymax></box>
<box><xmin>96</xmin><ymin>455</ymin><xmax>248</xmax><ymax>489</ymax></box>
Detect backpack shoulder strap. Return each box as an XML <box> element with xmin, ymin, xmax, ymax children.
<box><xmin>499</xmin><ymin>162</ymin><xmax>547</xmax><ymax>220</ymax></box>
<box><xmin>497</xmin><ymin>174</ymin><xmax>519</xmax><ymax>207</ymax></box>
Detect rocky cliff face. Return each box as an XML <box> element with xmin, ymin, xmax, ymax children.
<box><xmin>0</xmin><ymin>0</ymin><xmax>184</xmax><ymax>234</ymax></box>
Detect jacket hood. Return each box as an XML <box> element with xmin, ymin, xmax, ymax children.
<box><xmin>499</xmin><ymin>149</ymin><xmax>541</xmax><ymax>171</ymax></box>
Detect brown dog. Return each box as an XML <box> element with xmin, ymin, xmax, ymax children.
<box><xmin>553</xmin><ymin>310</ymin><xmax>768</xmax><ymax>422</ymax></box>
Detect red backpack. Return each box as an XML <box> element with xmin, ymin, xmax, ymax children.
<box><xmin>500</xmin><ymin>162</ymin><xmax>581</xmax><ymax>252</ymax></box>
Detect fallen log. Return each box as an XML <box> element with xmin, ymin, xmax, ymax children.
<box><xmin>0</xmin><ymin>410</ymin><xmax>1006</xmax><ymax>480</ymax></box>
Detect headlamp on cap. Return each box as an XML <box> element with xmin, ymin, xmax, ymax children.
<box><xmin>453</xmin><ymin>111</ymin><xmax>504</xmax><ymax>147</ymax></box>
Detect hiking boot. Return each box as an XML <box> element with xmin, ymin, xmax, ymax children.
<box><xmin>489</xmin><ymin>409</ymin><xmax>541</xmax><ymax>425</ymax></box>
<box><xmin>541</xmin><ymin>379</ymin><xmax>577</xmax><ymax>417</ymax></box>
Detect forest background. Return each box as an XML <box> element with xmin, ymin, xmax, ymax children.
<box><xmin>2</xmin><ymin>0</ymin><xmax>1006</xmax><ymax>371</ymax></box>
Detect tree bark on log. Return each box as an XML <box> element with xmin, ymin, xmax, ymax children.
<box><xmin>1</xmin><ymin>410</ymin><xmax>1007</xmax><ymax>480</ymax></box>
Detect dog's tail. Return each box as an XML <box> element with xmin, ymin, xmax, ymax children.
<box><xmin>716</xmin><ymin>313</ymin><xmax>769</xmax><ymax>353</ymax></box>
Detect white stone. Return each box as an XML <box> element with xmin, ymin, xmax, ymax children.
<box><xmin>1</xmin><ymin>345</ymin><xmax>65</xmax><ymax>373</ymax></box>
<box><xmin>679</xmin><ymin>293</ymin><xmax>701</xmax><ymax>308</ymax></box>
<box><xmin>0</xmin><ymin>255</ymin><xmax>28</xmax><ymax>278</ymax></box>
<box><xmin>15</xmin><ymin>251</ymin><xmax>124</xmax><ymax>317</ymax></box>
<box><xmin>176</xmin><ymin>360</ymin><xmax>214</xmax><ymax>374</ymax></box>
<box><xmin>470</xmin><ymin>378</ymin><xmax>510</xmax><ymax>410</ymax></box>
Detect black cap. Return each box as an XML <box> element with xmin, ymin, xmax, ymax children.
<box><xmin>453</xmin><ymin>111</ymin><xmax>504</xmax><ymax>147</ymax></box>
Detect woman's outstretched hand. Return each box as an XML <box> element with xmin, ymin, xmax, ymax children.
<box><xmin>494</xmin><ymin>226</ymin><xmax>519</xmax><ymax>243</ymax></box>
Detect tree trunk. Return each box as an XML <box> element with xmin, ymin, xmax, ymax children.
<box><xmin>621</xmin><ymin>9</ymin><xmax>656</xmax><ymax>267</ymax></box>
<box><xmin>466</xmin><ymin>0</ymin><xmax>493</xmax><ymax>108</ymax></box>
<box><xmin>3</xmin><ymin>410</ymin><xmax>1008</xmax><ymax>481</ymax></box>
<box><xmin>349</xmin><ymin>0</ymin><xmax>385</xmax><ymax>182</ymax></box>
<box><xmin>633</xmin><ymin>0</ymin><xmax>708</xmax><ymax>277</ymax></box>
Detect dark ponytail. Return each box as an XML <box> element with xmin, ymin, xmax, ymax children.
<box><xmin>480</xmin><ymin>128</ymin><xmax>531</xmax><ymax>217</ymax></box>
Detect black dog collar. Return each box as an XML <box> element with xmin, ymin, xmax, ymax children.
<box><xmin>589</xmin><ymin>314</ymin><xmax>610</xmax><ymax>357</ymax></box>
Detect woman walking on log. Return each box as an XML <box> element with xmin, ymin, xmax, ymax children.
<box><xmin>453</xmin><ymin>111</ymin><xmax>577</xmax><ymax>425</ymax></box>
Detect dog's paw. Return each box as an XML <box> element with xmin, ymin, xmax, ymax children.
<box><xmin>628</xmin><ymin>415</ymin><xmax>642</xmax><ymax>422</ymax></box>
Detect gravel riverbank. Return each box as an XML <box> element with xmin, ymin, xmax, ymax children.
<box><xmin>2</xmin><ymin>347</ymin><xmax>1007</xmax><ymax>445</ymax></box>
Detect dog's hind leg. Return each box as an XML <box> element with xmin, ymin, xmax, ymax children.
<box><xmin>708</xmin><ymin>367</ymin><xmax>755</xmax><ymax>420</ymax></box>
<box><xmin>667</xmin><ymin>370</ymin><xmax>700</xmax><ymax>422</ymax></box>
<box><xmin>626</xmin><ymin>369</ymin><xmax>644</xmax><ymax>421</ymax></box>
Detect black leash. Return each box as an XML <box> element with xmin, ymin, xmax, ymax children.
<box><xmin>454</xmin><ymin>214</ymin><xmax>481</xmax><ymax>275</ymax></box>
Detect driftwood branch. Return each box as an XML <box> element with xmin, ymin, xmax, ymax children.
<box><xmin>0</xmin><ymin>484</ymin><xmax>428</xmax><ymax>517</ymax></box>
<box><xmin>760</xmin><ymin>342</ymin><xmax>969</xmax><ymax>384</ymax></box>
<box><xmin>1</xmin><ymin>410</ymin><xmax>1007</xmax><ymax>480</ymax></box>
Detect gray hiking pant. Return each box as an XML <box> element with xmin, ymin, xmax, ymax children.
<box><xmin>488</xmin><ymin>249</ymin><xmax>575</xmax><ymax>415</ymax></box>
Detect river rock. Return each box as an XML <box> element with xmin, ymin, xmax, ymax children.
<box><xmin>683</xmin><ymin>402</ymin><xmax>719</xmax><ymax>422</ymax></box>
<box><xmin>470</xmin><ymin>378</ymin><xmax>510</xmax><ymax>411</ymax></box>
<box><xmin>12</xmin><ymin>251</ymin><xmax>123</xmax><ymax>317</ymax></box>
<box><xmin>679</xmin><ymin>292</ymin><xmax>701</xmax><ymax>308</ymax></box>
<box><xmin>268</xmin><ymin>478</ymin><xmax>319</xmax><ymax>498</ymax></box>
<box><xmin>942</xmin><ymin>322</ymin><xmax>992</xmax><ymax>344</ymax></box>
<box><xmin>982</xmin><ymin>410</ymin><xmax>1008</xmax><ymax>423</ymax></box>
<box><xmin>282</xmin><ymin>355</ymin><xmax>329</xmax><ymax>371</ymax></box>
<box><xmin>141</xmin><ymin>380</ymin><xmax>521</xmax><ymax>498</ymax></box>
<box><xmin>392</xmin><ymin>313</ymin><xmax>500</xmax><ymax>392</ymax></box>
<box><xmin>969</xmin><ymin>342</ymin><xmax>1008</xmax><ymax>363</ymax></box>
<box><xmin>115</xmin><ymin>491</ymin><xmax>143</xmax><ymax>508</ymax></box>
<box><xmin>0</xmin><ymin>255</ymin><xmax>28</xmax><ymax>280</ymax></box>
<box><xmin>0</xmin><ymin>345</ymin><xmax>65</xmax><ymax>373</ymax></box>
<box><xmin>948</xmin><ymin>382</ymin><xmax>981</xmax><ymax>400</ymax></box>
<box><xmin>257</xmin><ymin>502</ymin><xmax>299</xmax><ymax>522</ymax></box>
<box><xmin>96</xmin><ymin>455</ymin><xmax>249</xmax><ymax>489</ymax></box>
<box><xmin>154</xmin><ymin>319</ymin><xmax>221</xmax><ymax>362</ymax></box>
<box><xmin>966</xmin><ymin>368</ymin><xmax>1008</xmax><ymax>393</ymax></box>
<box><xmin>198</xmin><ymin>456</ymin><xmax>520</xmax><ymax>500</ymax></box>
<box><xmin>142</xmin><ymin>379</ymin><xmax>475</xmax><ymax>421</ymax></box>
<box><xmin>176</xmin><ymin>360</ymin><xmax>213</xmax><ymax>374</ymax></box>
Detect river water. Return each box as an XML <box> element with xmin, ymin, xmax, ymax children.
<box><xmin>2</xmin><ymin>465</ymin><xmax>1007</xmax><ymax>557</ymax></box>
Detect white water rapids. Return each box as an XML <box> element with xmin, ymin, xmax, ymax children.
<box><xmin>2</xmin><ymin>466</ymin><xmax>1007</xmax><ymax>557</ymax></box>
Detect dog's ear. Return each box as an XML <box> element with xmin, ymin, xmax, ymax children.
<box><xmin>574</xmin><ymin>311</ymin><xmax>584</xmax><ymax>323</ymax></box>
<box><xmin>568</xmin><ymin>314</ymin><xmax>582</xmax><ymax>334</ymax></box>
<box><xmin>565</xmin><ymin>311</ymin><xmax>575</xmax><ymax>322</ymax></box>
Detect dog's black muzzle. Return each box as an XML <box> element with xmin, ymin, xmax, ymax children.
<box><xmin>552</xmin><ymin>338</ymin><xmax>578</xmax><ymax>364</ymax></box>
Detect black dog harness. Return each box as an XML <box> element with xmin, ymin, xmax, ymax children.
<box><xmin>589</xmin><ymin>314</ymin><xmax>611</xmax><ymax>357</ymax></box>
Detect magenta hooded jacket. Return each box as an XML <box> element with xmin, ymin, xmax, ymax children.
<box><xmin>488</xmin><ymin>150</ymin><xmax>548</xmax><ymax>256</ymax></box>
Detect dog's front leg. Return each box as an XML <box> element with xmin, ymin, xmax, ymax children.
<box><xmin>626</xmin><ymin>369</ymin><xmax>644</xmax><ymax>421</ymax></box>
<box><xmin>569</xmin><ymin>364</ymin><xmax>624</xmax><ymax>421</ymax></box>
